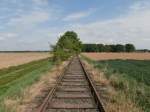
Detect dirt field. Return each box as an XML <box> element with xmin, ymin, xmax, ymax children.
<box><xmin>82</xmin><ymin>52</ymin><xmax>150</xmax><ymax>61</ymax></box>
<box><xmin>0</xmin><ymin>52</ymin><xmax>51</xmax><ymax>69</ymax></box>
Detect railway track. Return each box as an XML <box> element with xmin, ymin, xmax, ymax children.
<box><xmin>36</xmin><ymin>57</ymin><xmax>105</xmax><ymax>112</ymax></box>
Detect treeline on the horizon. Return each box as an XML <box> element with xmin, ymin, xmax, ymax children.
<box><xmin>82</xmin><ymin>43</ymin><xmax>136</xmax><ymax>52</ymax></box>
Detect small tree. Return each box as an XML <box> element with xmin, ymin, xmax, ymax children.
<box><xmin>53</xmin><ymin>31</ymin><xmax>82</xmax><ymax>62</ymax></box>
<box><xmin>125</xmin><ymin>44</ymin><xmax>135</xmax><ymax>52</ymax></box>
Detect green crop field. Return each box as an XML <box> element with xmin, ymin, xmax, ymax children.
<box><xmin>93</xmin><ymin>60</ymin><xmax>150</xmax><ymax>112</ymax></box>
<box><xmin>95</xmin><ymin>60</ymin><xmax>150</xmax><ymax>86</ymax></box>
<box><xmin>0</xmin><ymin>58</ymin><xmax>53</xmax><ymax>111</ymax></box>
<box><xmin>82</xmin><ymin>55</ymin><xmax>150</xmax><ymax>112</ymax></box>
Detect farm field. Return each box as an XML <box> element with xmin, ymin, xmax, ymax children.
<box><xmin>82</xmin><ymin>55</ymin><xmax>150</xmax><ymax>112</ymax></box>
<box><xmin>0</xmin><ymin>52</ymin><xmax>50</xmax><ymax>69</ymax></box>
<box><xmin>82</xmin><ymin>52</ymin><xmax>150</xmax><ymax>60</ymax></box>
<box><xmin>0</xmin><ymin>58</ymin><xmax>53</xmax><ymax>111</ymax></box>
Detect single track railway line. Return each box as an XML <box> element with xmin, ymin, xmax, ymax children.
<box><xmin>36</xmin><ymin>57</ymin><xmax>105</xmax><ymax>112</ymax></box>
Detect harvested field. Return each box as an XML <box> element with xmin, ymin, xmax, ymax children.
<box><xmin>0</xmin><ymin>53</ymin><xmax>50</xmax><ymax>69</ymax></box>
<box><xmin>2</xmin><ymin>60</ymin><xmax>68</xmax><ymax>112</ymax></box>
<box><xmin>0</xmin><ymin>58</ymin><xmax>54</xmax><ymax>111</ymax></box>
<box><xmin>82</xmin><ymin>52</ymin><xmax>150</xmax><ymax>61</ymax></box>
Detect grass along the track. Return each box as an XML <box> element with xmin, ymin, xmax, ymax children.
<box><xmin>94</xmin><ymin>60</ymin><xmax>150</xmax><ymax>111</ymax></box>
<box><xmin>82</xmin><ymin>56</ymin><xmax>150</xmax><ymax>112</ymax></box>
<box><xmin>0</xmin><ymin>58</ymin><xmax>53</xmax><ymax>111</ymax></box>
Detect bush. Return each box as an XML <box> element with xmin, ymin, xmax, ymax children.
<box><xmin>52</xmin><ymin>31</ymin><xmax>82</xmax><ymax>62</ymax></box>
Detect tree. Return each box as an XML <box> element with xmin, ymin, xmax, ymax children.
<box><xmin>97</xmin><ymin>44</ymin><xmax>105</xmax><ymax>52</ymax></box>
<box><xmin>125</xmin><ymin>44</ymin><xmax>135</xmax><ymax>52</ymax></box>
<box><xmin>115</xmin><ymin>44</ymin><xmax>125</xmax><ymax>52</ymax></box>
<box><xmin>82</xmin><ymin>44</ymin><xmax>98</xmax><ymax>52</ymax></box>
<box><xmin>81</xmin><ymin>43</ymin><xmax>136</xmax><ymax>52</ymax></box>
<box><xmin>104</xmin><ymin>45</ymin><xmax>112</xmax><ymax>52</ymax></box>
<box><xmin>109</xmin><ymin>45</ymin><xmax>117</xmax><ymax>52</ymax></box>
<box><xmin>53</xmin><ymin>31</ymin><xmax>82</xmax><ymax>62</ymax></box>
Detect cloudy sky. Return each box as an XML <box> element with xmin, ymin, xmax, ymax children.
<box><xmin>0</xmin><ymin>0</ymin><xmax>150</xmax><ymax>51</ymax></box>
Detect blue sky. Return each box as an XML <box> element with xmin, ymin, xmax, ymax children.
<box><xmin>0</xmin><ymin>0</ymin><xmax>150</xmax><ymax>50</ymax></box>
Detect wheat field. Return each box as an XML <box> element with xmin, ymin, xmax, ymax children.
<box><xmin>0</xmin><ymin>52</ymin><xmax>50</xmax><ymax>69</ymax></box>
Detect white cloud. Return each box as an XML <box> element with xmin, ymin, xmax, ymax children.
<box><xmin>0</xmin><ymin>32</ymin><xmax>17</xmax><ymax>39</ymax></box>
<box><xmin>32</xmin><ymin>0</ymin><xmax>48</xmax><ymax>5</ymax></box>
<box><xmin>129</xmin><ymin>0</ymin><xmax>150</xmax><ymax>13</ymax></box>
<box><xmin>0</xmin><ymin>37</ymin><xmax>4</xmax><ymax>40</ymax></box>
<box><xmin>0</xmin><ymin>6</ymin><xmax>61</xmax><ymax>50</ymax></box>
<box><xmin>1</xmin><ymin>0</ymin><xmax>150</xmax><ymax>50</ymax></box>
<box><xmin>8</xmin><ymin>10</ymin><xmax>49</xmax><ymax>26</ymax></box>
<box><xmin>70</xmin><ymin>1</ymin><xmax>150</xmax><ymax>49</ymax></box>
<box><xmin>4</xmin><ymin>9</ymin><xmax>51</xmax><ymax>41</ymax></box>
<box><xmin>63</xmin><ymin>9</ymin><xmax>95</xmax><ymax>21</ymax></box>
<box><xmin>0</xmin><ymin>0</ymin><xmax>63</xmax><ymax>51</ymax></box>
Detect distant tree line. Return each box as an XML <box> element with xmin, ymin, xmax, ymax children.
<box><xmin>136</xmin><ymin>49</ymin><xmax>150</xmax><ymax>52</ymax></box>
<box><xmin>82</xmin><ymin>43</ymin><xmax>136</xmax><ymax>52</ymax></box>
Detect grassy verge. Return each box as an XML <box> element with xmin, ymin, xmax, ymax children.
<box><xmin>0</xmin><ymin>58</ymin><xmax>53</xmax><ymax>111</ymax></box>
<box><xmin>81</xmin><ymin>55</ymin><xmax>150</xmax><ymax>112</ymax></box>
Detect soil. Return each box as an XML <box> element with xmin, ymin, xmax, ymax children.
<box><xmin>0</xmin><ymin>53</ymin><xmax>50</xmax><ymax>69</ymax></box>
<box><xmin>82</xmin><ymin>52</ymin><xmax>150</xmax><ymax>60</ymax></box>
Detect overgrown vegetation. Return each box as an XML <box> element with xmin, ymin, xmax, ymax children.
<box><xmin>82</xmin><ymin>43</ymin><xmax>135</xmax><ymax>52</ymax></box>
<box><xmin>95</xmin><ymin>60</ymin><xmax>150</xmax><ymax>112</ymax></box>
<box><xmin>52</xmin><ymin>31</ymin><xmax>82</xmax><ymax>62</ymax></box>
<box><xmin>0</xmin><ymin>58</ymin><xmax>53</xmax><ymax>111</ymax></box>
<box><xmin>82</xmin><ymin>56</ymin><xmax>150</xmax><ymax>112</ymax></box>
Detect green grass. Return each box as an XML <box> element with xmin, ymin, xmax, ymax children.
<box><xmin>95</xmin><ymin>60</ymin><xmax>150</xmax><ymax>86</ymax></box>
<box><xmin>82</xmin><ymin>55</ymin><xmax>150</xmax><ymax>112</ymax></box>
<box><xmin>95</xmin><ymin>60</ymin><xmax>150</xmax><ymax>112</ymax></box>
<box><xmin>0</xmin><ymin>58</ymin><xmax>53</xmax><ymax>111</ymax></box>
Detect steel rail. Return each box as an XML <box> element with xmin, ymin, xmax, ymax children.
<box><xmin>78</xmin><ymin>57</ymin><xmax>105</xmax><ymax>112</ymax></box>
<box><xmin>36</xmin><ymin>58</ymin><xmax>73</xmax><ymax>112</ymax></box>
